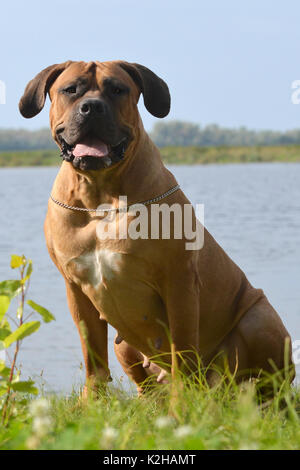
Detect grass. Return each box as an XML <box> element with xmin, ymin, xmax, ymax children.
<box><xmin>1</xmin><ymin>145</ymin><xmax>300</xmax><ymax>167</ymax></box>
<box><xmin>160</xmin><ymin>145</ymin><xmax>300</xmax><ymax>164</ymax></box>
<box><xmin>0</xmin><ymin>149</ymin><xmax>60</xmax><ymax>167</ymax></box>
<box><xmin>1</xmin><ymin>372</ymin><xmax>300</xmax><ymax>450</ymax></box>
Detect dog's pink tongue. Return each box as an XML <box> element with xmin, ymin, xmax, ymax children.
<box><xmin>73</xmin><ymin>137</ymin><xmax>109</xmax><ymax>158</ymax></box>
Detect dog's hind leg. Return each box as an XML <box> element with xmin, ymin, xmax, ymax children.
<box><xmin>114</xmin><ymin>337</ymin><xmax>163</xmax><ymax>394</ymax></box>
<box><xmin>207</xmin><ymin>296</ymin><xmax>295</xmax><ymax>395</ymax></box>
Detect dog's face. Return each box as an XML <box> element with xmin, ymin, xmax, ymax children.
<box><xmin>19</xmin><ymin>61</ymin><xmax>170</xmax><ymax>171</ymax></box>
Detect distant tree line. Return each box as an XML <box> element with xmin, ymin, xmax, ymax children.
<box><xmin>0</xmin><ymin>128</ymin><xmax>56</xmax><ymax>151</ymax></box>
<box><xmin>2</xmin><ymin>121</ymin><xmax>300</xmax><ymax>151</ymax></box>
<box><xmin>150</xmin><ymin>121</ymin><xmax>300</xmax><ymax>147</ymax></box>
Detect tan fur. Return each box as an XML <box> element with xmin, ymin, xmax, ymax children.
<box><xmin>29</xmin><ymin>60</ymin><xmax>294</xmax><ymax>394</ymax></box>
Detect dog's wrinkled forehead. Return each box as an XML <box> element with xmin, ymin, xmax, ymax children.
<box><xmin>50</xmin><ymin>61</ymin><xmax>139</xmax><ymax>100</ymax></box>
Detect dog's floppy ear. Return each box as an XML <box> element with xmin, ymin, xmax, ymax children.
<box><xmin>19</xmin><ymin>61</ymin><xmax>72</xmax><ymax>118</ymax></box>
<box><xmin>118</xmin><ymin>62</ymin><xmax>170</xmax><ymax>118</ymax></box>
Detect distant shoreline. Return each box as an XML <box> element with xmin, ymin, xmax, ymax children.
<box><xmin>1</xmin><ymin>145</ymin><xmax>300</xmax><ymax>167</ymax></box>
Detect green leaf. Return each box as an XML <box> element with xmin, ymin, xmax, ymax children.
<box><xmin>0</xmin><ymin>317</ymin><xmax>11</xmax><ymax>331</ymax></box>
<box><xmin>0</xmin><ymin>280</ymin><xmax>22</xmax><ymax>299</ymax></box>
<box><xmin>0</xmin><ymin>295</ymin><xmax>10</xmax><ymax>321</ymax></box>
<box><xmin>23</xmin><ymin>260</ymin><xmax>33</xmax><ymax>282</ymax></box>
<box><xmin>27</xmin><ymin>300</ymin><xmax>55</xmax><ymax>323</ymax></box>
<box><xmin>10</xmin><ymin>255</ymin><xmax>25</xmax><ymax>269</ymax></box>
<box><xmin>0</xmin><ymin>380</ymin><xmax>8</xmax><ymax>396</ymax></box>
<box><xmin>10</xmin><ymin>380</ymin><xmax>38</xmax><ymax>395</ymax></box>
<box><xmin>0</xmin><ymin>327</ymin><xmax>11</xmax><ymax>342</ymax></box>
<box><xmin>3</xmin><ymin>321</ymin><xmax>40</xmax><ymax>348</ymax></box>
<box><xmin>0</xmin><ymin>361</ymin><xmax>11</xmax><ymax>378</ymax></box>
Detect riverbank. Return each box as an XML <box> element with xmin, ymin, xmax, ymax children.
<box><xmin>1</xmin><ymin>145</ymin><xmax>300</xmax><ymax>167</ymax></box>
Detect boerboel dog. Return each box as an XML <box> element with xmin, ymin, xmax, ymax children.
<box><xmin>19</xmin><ymin>61</ymin><xmax>294</xmax><ymax>396</ymax></box>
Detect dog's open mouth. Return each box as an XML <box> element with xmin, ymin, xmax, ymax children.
<box><xmin>73</xmin><ymin>136</ymin><xmax>110</xmax><ymax>158</ymax></box>
<box><xmin>59</xmin><ymin>135</ymin><xmax>129</xmax><ymax>171</ymax></box>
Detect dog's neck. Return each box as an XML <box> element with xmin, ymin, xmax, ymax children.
<box><xmin>51</xmin><ymin>131</ymin><xmax>177</xmax><ymax>210</ymax></box>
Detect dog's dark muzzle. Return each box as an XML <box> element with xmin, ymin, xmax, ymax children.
<box><xmin>78</xmin><ymin>98</ymin><xmax>107</xmax><ymax>118</ymax></box>
<box><xmin>56</xmin><ymin>96</ymin><xmax>130</xmax><ymax>171</ymax></box>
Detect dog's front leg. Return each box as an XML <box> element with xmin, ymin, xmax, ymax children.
<box><xmin>64</xmin><ymin>281</ymin><xmax>110</xmax><ymax>397</ymax></box>
<box><xmin>164</xmin><ymin>271</ymin><xmax>200</xmax><ymax>378</ymax></box>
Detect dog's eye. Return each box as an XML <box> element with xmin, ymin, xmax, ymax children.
<box><xmin>64</xmin><ymin>85</ymin><xmax>77</xmax><ymax>94</ymax></box>
<box><xmin>112</xmin><ymin>87</ymin><xmax>123</xmax><ymax>95</ymax></box>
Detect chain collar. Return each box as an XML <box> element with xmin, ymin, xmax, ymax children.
<box><xmin>50</xmin><ymin>184</ymin><xmax>181</xmax><ymax>214</ymax></box>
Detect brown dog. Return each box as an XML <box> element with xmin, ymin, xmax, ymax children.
<box><xmin>19</xmin><ymin>60</ymin><xmax>294</xmax><ymax>395</ymax></box>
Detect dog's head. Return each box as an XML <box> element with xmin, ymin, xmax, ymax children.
<box><xmin>19</xmin><ymin>61</ymin><xmax>170</xmax><ymax>171</ymax></box>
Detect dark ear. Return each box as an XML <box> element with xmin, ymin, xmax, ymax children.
<box><xmin>19</xmin><ymin>61</ymin><xmax>72</xmax><ymax>118</ymax></box>
<box><xmin>118</xmin><ymin>62</ymin><xmax>170</xmax><ymax>118</ymax></box>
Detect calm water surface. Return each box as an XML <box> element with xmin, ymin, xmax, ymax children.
<box><xmin>0</xmin><ymin>163</ymin><xmax>299</xmax><ymax>392</ymax></box>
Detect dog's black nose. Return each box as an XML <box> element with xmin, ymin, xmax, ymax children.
<box><xmin>79</xmin><ymin>99</ymin><xmax>105</xmax><ymax>117</ymax></box>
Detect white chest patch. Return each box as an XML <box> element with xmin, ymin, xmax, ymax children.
<box><xmin>72</xmin><ymin>249</ymin><xmax>122</xmax><ymax>288</ymax></box>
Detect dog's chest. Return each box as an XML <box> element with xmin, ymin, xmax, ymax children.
<box><xmin>66</xmin><ymin>249</ymin><xmax>123</xmax><ymax>289</ymax></box>
<box><xmin>64</xmin><ymin>246</ymin><xmax>168</xmax><ymax>345</ymax></box>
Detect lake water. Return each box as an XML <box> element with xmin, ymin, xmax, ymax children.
<box><xmin>0</xmin><ymin>163</ymin><xmax>299</xmax><ymax>393</ymax></box>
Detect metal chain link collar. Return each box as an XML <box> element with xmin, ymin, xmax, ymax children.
<box><xmin>50</xmin><ymin>184</ymin><xmax>181</xmax><ymax>214</ymax></box>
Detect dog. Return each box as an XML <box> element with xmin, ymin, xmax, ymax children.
<box><xmin>19</xmin><ymin>60</ymin><xmax>295</xmax><ymax>395</ymax></box>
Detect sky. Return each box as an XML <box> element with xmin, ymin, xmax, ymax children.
<box><xmin>1</xmin><ymin>0</ymin><xmax>300</xmax><ymax>132</ymax></box>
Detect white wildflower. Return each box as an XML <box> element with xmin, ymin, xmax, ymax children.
<box><xmin>29</xmin><ymin>398</ymin><xmax>53</xmax><ymax>440</ymax></box>
<box><xmin>174</xmin><ymin>425</ymin><xmax>193</xmax><ymax>438</ymax></box>
<box><xmin>101</xmin><ymin>426</ymin><xmax>118</xmax><ymax>449</ymax></box>
<box><xmin>29</xmin><ymin>398</ymin><xmax>51</xmax><ymax>417</ymax></box>
<box><xmin>32</xmin><ymin>416</ymin><xmax>53</xmax><ymax>438</ymax></box>
<box><xmin>155</xmin><ymin>415</ymin><xmax>175</xmax><ymax>429</ymax></box>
